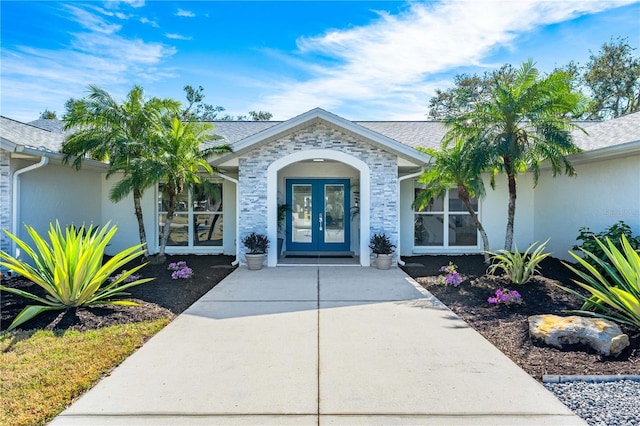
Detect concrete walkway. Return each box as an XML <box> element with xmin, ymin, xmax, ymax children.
<box><xmin>52</xmin><ymin>267</ymin><xmax>584</xmax><ymax>425</ymax></box>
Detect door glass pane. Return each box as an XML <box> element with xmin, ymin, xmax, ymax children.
<box><xmin>292</xmin><ymin>184</ymin><xmax>312</xmax><ymax>243</ymax></box>
<box><xmin>160</xmin><ymin>214</ymin><xmax>189</xmax><ymax>246</ymax></box>
<box><xmin>449</xmin><ymin>215</ymin><xmax>477</xmax><ymax>246</ymax></box>
<box><xmin>324</xmin><ymin>184</ymin><xmax>345</xmax><ymax>243</ymax></box>
<box><xmin>414</xmin><ymin>214</ymin><xmax>444</xmax><ymax>246</ymax></box>
<box><xmin>194</xmin><ymin>214</ymin><xmax>223</xmax><ymax>246</ymax></box>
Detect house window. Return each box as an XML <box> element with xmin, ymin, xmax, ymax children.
<box><xmin>414</xmin><ymin>185</ymin><xmax>478</xmax><ymax>248</ymax></box>
<box><xmin>158</xmin><ymin>178</ymin><xmax>223</xmax><ymax>248</ymax></box>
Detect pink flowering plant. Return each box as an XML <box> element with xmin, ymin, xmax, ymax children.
<box><xmin>438</xmin><ymin>262</ymin><xmax>462</xmax><ymax>287</ymax></box>
<box><xmin>488</xmin><ymin>288</ymin><xmax>523</xmax><ymax>306</ymax></box>
<box><xmin>168</xmin><ymin>261</ymin><xmax>193</xmax><ymax>280</ymax></box>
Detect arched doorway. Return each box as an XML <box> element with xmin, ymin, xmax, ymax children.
<box><xmin>267</xmin><ymin>149</ymin><xmax>370</xmax><ymax>267</ymax></box>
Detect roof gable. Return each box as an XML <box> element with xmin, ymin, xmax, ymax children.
<box><xmin>212</xmin><ymin>108</ymin><xmax>430</xmax><ymax>166</ymax></box>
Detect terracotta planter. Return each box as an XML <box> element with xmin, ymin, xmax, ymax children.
<box><xmin>375</xmin><ymin>253</ymin><xmax>393</xmax><ymax>270</ymax></box>
<box><xmin>245</xmin><ymin>253</ymin><xmax>265</xmax><ymax>270</ymax></box>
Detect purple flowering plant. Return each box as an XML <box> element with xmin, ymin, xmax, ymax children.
<box><xmin>171</xmin><ymin>267</ymin><xmax>193</xmax><ymax>280</ymax></box>
<box><xmin>168</xmin><ymin>261</ymin><xmax>188</xmax><ymax>271</ymax></box>
<box><xmin>488</xmin><ymin>288</ymin><xmax>523</xmax><ymax>306</ymax></box>
<box><xmin>168</xmin><ymin>261</ymin><xmax>193</xmax><ymax>280</ymax></box>
<box><xmin>109</xmin><ymin>270</ymin><xmax>141</xmax><ymax>283</ymax></box>
<box><xmin>438</xmin><ymin>262</ymin><xmax>462</xmax><ymax>287</ymax></box>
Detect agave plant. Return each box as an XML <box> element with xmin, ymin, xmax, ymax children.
<box><xmin>558</xmin><ymin>234</ymin><xmax>640</xmax><ymax>329</ymax></box>
<box><xmin>0</xmin><ymin>222</ymin><xmax>153</xmax><ymax>331</ymax></box>
<box><xmin>485</xmin><ymin>240</ymin><xmax>550</xmax><ymax>284</ymax></box>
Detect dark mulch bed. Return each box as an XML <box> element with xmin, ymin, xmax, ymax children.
<box><xmin>401</xmin><ymin>254</ymin><xmax>640</xmax><ymax>381</ymax></box>
<box><xmin>1</xmin><ymin>255</ymin><xmax>236</xmax><ymax>333</ymax></box>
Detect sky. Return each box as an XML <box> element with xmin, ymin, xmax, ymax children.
<box><xmin>1</xmin><ymin>0</ymin><xmax>639</xmax><ymax>123</ymax></box>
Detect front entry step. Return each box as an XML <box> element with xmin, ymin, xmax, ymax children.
<box><xmin>283</xmin><ymin>251</ymin><xmax>354</xmax><ymax>258</ymax></box>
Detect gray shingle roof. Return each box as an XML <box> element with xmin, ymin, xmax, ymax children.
<box><xmin>571</xmin><ymin>111</ymin><xmax>640</xmax><ymax>151</ymax></box>
<box><xmin>5</xmin><ymin>112</ymin><xmax>639</xmax><ymax>155</ymax></box>
<box><xmin>1</xmin><ymin>116</ymin><xmax>64</xmax><ymax>153</ymax></box>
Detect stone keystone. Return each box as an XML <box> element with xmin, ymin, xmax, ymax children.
<box><xmin>528</xmin><ymin>314</ymin><xmax>630</xmax><ymax>357</ymax></box>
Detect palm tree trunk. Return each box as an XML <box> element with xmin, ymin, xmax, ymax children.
<box><xmin>458</xmin><ymin>185</ymin><xmax>490</xmax><ymax>264</ymax></box>
<box><xmin>504</xmin><ymin>171</ymin><xmax>517</xmax><ymax>252</ymax></box>
<box><xmin>159</xmin><ymin>186</ymin><xmax>176</xmax><ymax>259</ymax></box>
<box><xmin>133</xmin><ymin>187</ymin><xmax>148</xmax><ymax>257</ymax></box>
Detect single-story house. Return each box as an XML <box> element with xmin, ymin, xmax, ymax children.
<box><xmin>1</xmin><ymin>108</ymin><xmax>638</xmax><ymax>269</ymax></box>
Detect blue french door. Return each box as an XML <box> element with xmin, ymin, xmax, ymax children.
<box><xmin>286</xmin><ymin>179</ymin><xmax>350</xmax><ymax>252</ymax></box>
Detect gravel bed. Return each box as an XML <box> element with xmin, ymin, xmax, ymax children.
<box><xmin>544</xmin><ymin>380</ymin><xmax>640</xmax><ymax>426</ymax></box>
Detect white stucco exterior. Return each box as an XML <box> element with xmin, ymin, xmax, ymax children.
<box><xmin>2</xmin><ymin>110</ymin><xmax>638</xmax><ymax>268</ymax></box>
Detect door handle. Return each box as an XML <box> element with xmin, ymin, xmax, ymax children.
<box><xmin>319</xmin><ymin>213</ymin><xmax>323</xmax><ymax>231</ymax></box>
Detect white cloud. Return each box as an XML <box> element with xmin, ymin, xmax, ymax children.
<box><xmin>140</xmin><ymin>17</ymin><xmax>159</xmax><ymax>28</ymax></box>
<box><xmin>1</xmin><ymin>4</ymin><xmax>176</xmax><ymax>121</ymax></box>
<box><xmin>165</xmin><ymin>33</ymin><xmax>193</xmax><ymax>41</ymax></box>
<box><xmin>175</xmin><ymin>8</ymin><xmax>195</xmax><ymax>18</ymax></box>
<box><xmin>258</xmin><ymin>0</ymin><xmax>638</xmax><ymax>120</ymax></box>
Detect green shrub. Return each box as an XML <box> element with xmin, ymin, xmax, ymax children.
<box><xmin>558</xmin><ymin>234</ymin><xmax>640</xmax><ymax>329</ymax></box>
<box><xmin>242</xmin><ymin>232</ymin><xmax>269</xmax><ymax>254</ymax></box>
<box><xmin>574</xmin><ymin>221</ymin><xmax>640</xmax><ymax>272</ymax></box>
<box><xmin>485</xmin><ymin>240</ymin><xmax>550</xmax><ymax>285</ymax></box>
<box><xmin>0</xmin><ymin>222</ymin><xmax>153</xmax><ymax>331</ymax></box>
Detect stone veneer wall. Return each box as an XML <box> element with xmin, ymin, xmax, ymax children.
<box><xmin>0</xmin><ymin>149</ymin><xmax>11</xmax><ymax>256</ymax></box>
<box><xmin>238</xmin><ymin>122</ymin><xmax>399</xmax><ymax>264</ymax></box>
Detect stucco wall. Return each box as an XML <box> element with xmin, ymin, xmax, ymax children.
<box><xmin>534</xmin><ymin>154</ymin><xmax>640</xmax><ymax>261</ymax></box>
<box><xmin>100</xmin><ymin>173</ymin><xmax>156</xmax><ymax>256</ymax></box>
<box><xmin>0</xmin><ymin>150</ymin><xmax>11</xmax><ymax>256</ymax></box>
<box><xmin>238</xmin><ymin>122</ymin><xmax>398</xmax><ymax>265</ymax></box>
<box><xmin>16</xmin><ymin>160</ymin><xmax>102</xmax><ymax>254</ymax></box>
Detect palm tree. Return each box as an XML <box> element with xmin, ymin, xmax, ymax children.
<box><xmin>445</xmin><ymin>60</ymin><xmax>586</xmax><ymax>251</ymax></box>
<box><xmin>414</xmin><ymin>138</ymin><xmax>491</xmax><ymax>263</ymax></box>
<box><xmin>62</xmin><ymin>85</ymin><xmax>180</xmax><ymax>255</ymax></box>
<box><xmin>150</xmin><ymin>117</ymin><xmax>231</xmax><ymax>259</ymax></box>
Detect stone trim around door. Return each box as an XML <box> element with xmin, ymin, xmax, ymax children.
<box><xmin>267</xmin><ymin>149</ymin><xmax>371</xmax><ymax>267</ymax></box>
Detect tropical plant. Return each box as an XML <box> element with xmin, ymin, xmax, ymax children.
<box><xmin>62</xmin><ymin>85</ymin><xmax>181</xmax><ymax>255</ymax></box>
<box><xmin>369</xmin><ymin>233</ymin><xmax>396</xmax><ymax>255</ymax></box>
<box><xmin>573</xmin><ymin>221</ymin><xmax>640</xmax><ymax>272</ymax></box>
<box><xmin>149</xmin><ymin>117</ymin><xmax>230</xmax><ymax>259</ymax></box>
<box><xmin>414</xmin><ymin>137</ymin><xmax>491</xmax><ymax>263</ymax></box>
<box><xmin>242</xmin><ymin>232</ymin><xmax>269</xmax><ymax>254</ymax></box>
<box><xmin>558</xmin><ymin>235</ymin><xmax>640</xmax><ymax>329</ymax></box>
<box><xmin>486</xmin><ymin>240</ymin><xmax>551</xmax><ymax>285</ymax></box>
<box><xmin>0</xmin><ymin>222</ymin><xmax>153</xmax><ymax>331</ymax></box>
<box><xmin>443</xmin><ymin>59</ymin><xmax>586</xmax><ymax>251</ymax></box>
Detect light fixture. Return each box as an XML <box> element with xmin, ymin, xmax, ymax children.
<box><xmin>313</xmin><ymin>158</ymin><xmax>325</xmax><ymax>162</ymax></box>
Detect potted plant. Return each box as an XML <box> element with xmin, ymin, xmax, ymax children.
<box><xmin>369</xmin><ymin>233</ymin><xmax>396</xmax><ymax>270</ymax></box>
<box><xmin>242</xmin><ymin>232</ymin><xmax>269</xmax><ymax>270</ymax></box>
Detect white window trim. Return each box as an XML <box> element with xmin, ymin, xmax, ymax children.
<box><xmin>156</xmin><ymin>180</ymin><xmax>225</xmax><ymax>255</ymax></box>
<box><xmin>412</xmin><ymin>182</ymin><xmax>481</xmax><ymax>254</ymax></box>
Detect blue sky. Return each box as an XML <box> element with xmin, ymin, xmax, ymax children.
<box><xmin>2</xmin><ymin>1</ymin><xmax>639</xmax><ymax>122</ymax></box>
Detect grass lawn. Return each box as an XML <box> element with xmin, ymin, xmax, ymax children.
<box><xmin>0</xmin><ymin>318</ymin><xmax>169</xmax><ymax>426</ymax></box>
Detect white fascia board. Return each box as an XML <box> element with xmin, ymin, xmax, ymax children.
<box><xmin>538</xmin><ymin>140</ymin><xmax>640</xmax><ymax>169</ymax></box>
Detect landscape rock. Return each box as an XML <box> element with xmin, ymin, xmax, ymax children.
<box><xmin>528</xmin><ymin>314</ymin><xmax>630</xmax><ymax>357</ymax></box>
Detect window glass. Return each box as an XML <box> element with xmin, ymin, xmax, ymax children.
<box><xmin>159</xmin><ymin>178</ymin><xmax>223</xmax><ymax>248</ymax></box>
<box><xmin>448</xmin><ymin>215</ymin><xmax>477</xmax><ymax>246</ymax></box>
<box><xmin>159</xmin><ymin>214</ymin><xmax>188</xmax><ymax>246</ymax></box>
<box><xmin>194</xmin><ymin>214</ymin><xmax>223</xmax><ymax>246</ymax></box>
<box><xmin>448</xmin><ymin>189</ymin><xmax>478</xmax><ymax>211</ymax></box>
<box><xmin>414</xmin><ymin>215</ymin><xmax>444</xmax><ymax>246</ymax></box>
<box><xmin>414</xmin><ymin>188</ymin><xmax>444</xmax><ymax>212</ymax></box>
<box><xmin>414</xmin><ymin>182</ymin><xmax>479</xmax><ymax>248</ymax></box>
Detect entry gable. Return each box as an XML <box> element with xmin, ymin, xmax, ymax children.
<box><xmin>212</xmin><ymin>108</ymin><xmax>430</xmax><ymax>167</ymax></box>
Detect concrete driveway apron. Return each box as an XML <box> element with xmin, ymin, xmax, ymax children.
<box><xmin>52</xmin><ymin>266</ymin><xmax>584</xmax><ymax>425</ymax></box>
